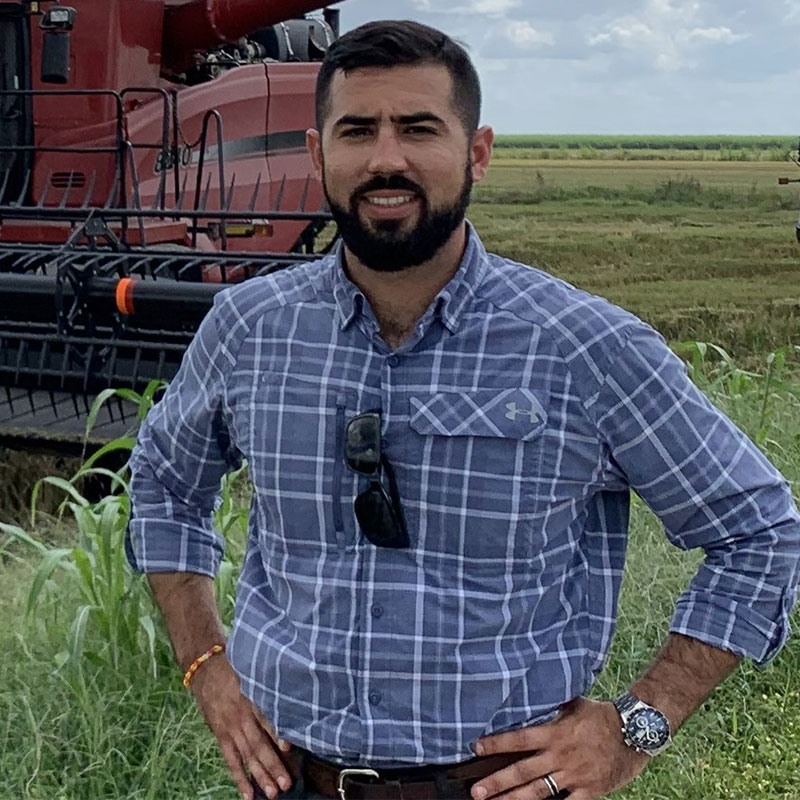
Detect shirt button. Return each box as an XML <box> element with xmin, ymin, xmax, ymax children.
<box><xmin>387</xmin><ymin>355</ymin><xmax>400</xmax><ymax>367</ymax></box>
<box><xmin>371</xmin><ymin>604</ymin><xmax>384</xmax><ymax>618</ymax></box>
<box><xmin>368</xmin><ymin>691</ymin><xmax>382</xmax><ymax>706</ymax></box>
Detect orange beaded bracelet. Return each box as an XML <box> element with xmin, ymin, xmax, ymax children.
<box><xmin>183</xmin><ymin>643</ymin><xmax>226</xmax><ymax>689</ymax></box>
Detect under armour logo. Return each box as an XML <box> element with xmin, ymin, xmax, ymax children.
<box><xmin>505</xmin><ymin>402</ymin><xmax>542</xmax><ymax>425</ymax></box>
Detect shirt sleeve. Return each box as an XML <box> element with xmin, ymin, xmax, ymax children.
<box><xmin>126</xmin><ymin>290</ymin><xmax>243</xmax><ymax>578</ymax></box>
<box><xmin>591</xmin><ymin>324</ymin><xmax>800</xmax><ymax>665</ymax></box>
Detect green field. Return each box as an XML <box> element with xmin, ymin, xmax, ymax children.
<box><xmin>495</xmin><ymin>134</ymin><xmax>798</xmax><ymax>149</ymax></box>
<box><xmin>473</xmin><ymin>159</ymin><xmax>800</xmax><ymax>358</ymax></box>
<box><xmin>494</xmin><ymin>135</ymin><xmax>799</xmax><ymax>162</ymax></box>
<box><xmin>1</xmin><ymin>155</ymin><xmax>800</xmax><ymax>799</ymax></box>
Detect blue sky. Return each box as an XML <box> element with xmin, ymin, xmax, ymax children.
<box><xmin>333</xmin><ymin>0</ymin><xmax>800</xmax><ymax>135</ymax></box>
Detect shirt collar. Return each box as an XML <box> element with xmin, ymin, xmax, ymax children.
<box><xmin>331</xmin><ymin>222</ymin><xmax>488</xmax><ymax>335</ymax></box>
<box><xmin>331</xmin><ymin>242</ymin><xmax>363</xmax><ymax>331</ymax></box>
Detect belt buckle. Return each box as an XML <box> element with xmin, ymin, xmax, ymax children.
<box><xmin>337</xmin><ymin>768</ymin><xmax>380</xmax><ymax>800</ymax></box>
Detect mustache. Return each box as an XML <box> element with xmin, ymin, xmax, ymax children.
<box><xmin>353</xmin><ymin>175</ymin><xmax>426</xmax><ymax>199</ymax></box>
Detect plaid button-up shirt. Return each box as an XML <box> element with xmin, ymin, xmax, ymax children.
<box><xmin>128</xmin><ymin>224</ymin><xmax>800</xmax><ymax>766</ymax></box>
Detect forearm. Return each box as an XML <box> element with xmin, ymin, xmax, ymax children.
<box><xmin>148</xmin><ymin>572</ymin><xmax>226</xmax><ymax>672</ymax></box>
<box><xmin>630</xmin><ymin>632</ymin><xmax>740</xmax><ymax>732</ymax></box>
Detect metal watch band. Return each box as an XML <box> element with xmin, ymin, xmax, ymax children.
<box><xmin>613</xmin><ymin>690</ymin><xmax>639</xmax><ymax>715</ymax></box>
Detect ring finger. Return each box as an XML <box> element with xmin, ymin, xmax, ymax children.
<box><xmin>490</xmin><ymin>771</ymin><xmax>570</xmax><ymax>800</ymax></box>
<box><xmin>472</xmin><ymin>753</ymin><xmax>556</xmax><ymax>800</ymax></box>
<box><xmin>536</xmin><ymin>771</ymin><xmax>569</xmax><ymax>800</ymax></box>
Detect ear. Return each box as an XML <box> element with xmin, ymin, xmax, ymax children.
<box><xmin>306</xmin><ymin>128</ymin><xmax>323</xmax><ymax>179</ymax></box>
<box><xmin>470</xmin><ymin>125</ymin><xmax>494</xmax><ymax>184</ymax></box>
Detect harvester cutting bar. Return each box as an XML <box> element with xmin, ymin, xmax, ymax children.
<box><xmin>0</xmin><ymin>321</ymin><xmax>191</xmax><ymax>453</ymax></box>
<box><xmin>0</xmin><ymin>10</ymin><xmax>336</xmax><ymax>451</ymax></box>
<box><xmin>0</xmin><ymin>323</ymin><xmax>189</xmax><ymax>392</ymax></box>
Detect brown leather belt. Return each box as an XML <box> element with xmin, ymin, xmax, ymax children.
<box><xmin>299</xmin><ymin>749</ymin><xmax>540</xmax><ymax>800</ymax></box>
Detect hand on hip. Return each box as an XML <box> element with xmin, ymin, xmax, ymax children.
<box><xmin>470</xmin><ymin>697</ymin><xmax>650</xmax><ymax>800</ymax></box>
<box><xmin>191</xmin><ymin>656</ymin><xmax>294</xmax><ymax>800</ymax></box>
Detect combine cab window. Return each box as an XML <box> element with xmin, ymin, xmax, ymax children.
<box><xmin>0</xmin><ymin>3</ymin><xmax>32</xmax><ymax>205</ymax></box>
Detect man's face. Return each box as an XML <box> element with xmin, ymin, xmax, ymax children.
<box><xmin>307</xmin><ymin>64</ymin><xmax>492</xmax><ymax>272</ymax></box>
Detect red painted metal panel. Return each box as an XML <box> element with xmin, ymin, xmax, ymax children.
<box><xmin>128</xmin><ymin>64</ymin><xmax>272</xmax><ymax>215</ymax></box>
<box><xmin>30</xmin><ymin>0</ymin><xmax>166</xmax><ymax>207</ymax></box>
<box><xmin>0</xmin><ymin>219</ymin><xmax>189</xmax><ymax>246</ymax></box>
<box><xmin>265</xmin><ymin>62</ymin><xmax>323</xmax><ymax>253</ymax></box>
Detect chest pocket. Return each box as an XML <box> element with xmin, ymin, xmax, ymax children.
<box><xmin>243</xmin><ymin>372</ymin><xmax>354</xmax><ymax>553</ymax></box>
<box><xmin>407</xmin><ymin>388</ymin><xmax>547</xmax><ymax>563</ymax></box>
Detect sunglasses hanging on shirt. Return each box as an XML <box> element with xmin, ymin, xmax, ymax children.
<box><xmin>344</xmin><ymin>411</ymin><xmax>410</xmax><ymax>549</ymax></box>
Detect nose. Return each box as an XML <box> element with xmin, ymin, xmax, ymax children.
<box><xmin>367</xmin><ymin>127</ymin><xmax>409</xmax><ymax>175</ymax></box>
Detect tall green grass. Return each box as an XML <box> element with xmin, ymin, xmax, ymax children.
<box><xmin>0</xmin><ymin>348</ymin><xmax>798</xmax><ymax>799</ymax></box>
<box><xmin>0</xmin><ymin>384</ymin><xmax>253</xmax><ymax>799</ymax></box>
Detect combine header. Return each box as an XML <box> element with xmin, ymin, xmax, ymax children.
<box><xmin>0</xmin><ymin>0</ymin><xmax>341</xmax><ymax>453</ymax></box>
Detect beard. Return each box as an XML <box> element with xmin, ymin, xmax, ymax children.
<box><xmin>323</xmin><ymin>163</ymin><xmax>473</xmax><ymax>273</ymax></box>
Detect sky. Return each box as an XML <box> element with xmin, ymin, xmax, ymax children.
<box><xmin>332</xmin><ymin>0</ymin><xmax>800</xmax><ymax>135</ymax></box>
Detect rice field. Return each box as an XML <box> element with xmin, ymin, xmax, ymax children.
<box><xmin>471</xmin><ymin>158</ymin><xmax>800</xmax><ymax>359</ymax></box>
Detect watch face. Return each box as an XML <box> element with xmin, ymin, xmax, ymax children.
<box><xmin>624</xmin><ymin>708</ymin><xmax>670</xmax><ymax>752</ymax></box>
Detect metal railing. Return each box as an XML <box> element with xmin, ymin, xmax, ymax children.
<box><xmin>0</xmin><ymin>86</ymin><xmax>330</xmax><ymax>250</ymax></box>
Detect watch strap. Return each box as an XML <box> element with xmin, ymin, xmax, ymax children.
<box><xmin>613</xmin><ymin>691</ymin><xmax>639</xmax><ymax>715</ymax></box>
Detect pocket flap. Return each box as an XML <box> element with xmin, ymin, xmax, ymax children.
<box><xmin>409</xmin><ymin>388</ymin><xmax>546</xmax><ymax>441</ymax></box>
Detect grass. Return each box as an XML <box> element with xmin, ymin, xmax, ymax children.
<box><xmin>1</xmin><ymin>155</ymin><xmax>800</xmax><ymax>799</ymax></box>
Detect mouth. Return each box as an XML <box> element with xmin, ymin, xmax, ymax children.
<box><xmin>360</xmin><ymin>191</ymin><xmax>421</xmax><ymax>219</ymax></box>
<box><xmin>365</xmin><ymin>194</ymin><xmax>416</xmax><ymax>207</ymax></box>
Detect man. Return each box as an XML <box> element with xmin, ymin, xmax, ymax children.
<box><xmin>127</xmin><ymin>19</ymin><xmax>800</xmax><ymax>800</ymax></box>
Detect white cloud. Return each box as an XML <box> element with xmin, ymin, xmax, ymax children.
<box><xmin>588</xmin><ymin>22</ymin><xmax>652</xmax><ymax>47</ymax></box>
<box><xmin>423</xmin><ymin>0</ymin><xmax>522</xmax><ymax>15</ymax></box>
<box><xmin>480</xmin><ymin>19</ymin><xmax>555</xmax><ymax>59</ymax></box>
<box><xmin>684</xmin><ymin>26</ymin><xmax>749</xmax><ymax>44</ymax></box>
<box><xmin>503</xmin><ymin>20</ymin><xmax>554</xmax><ymax>48</ymax></box>
<box><xmin>469</xmin><ymin>0</ymin><xmax>520</xmax><ymax>13</ymax></box>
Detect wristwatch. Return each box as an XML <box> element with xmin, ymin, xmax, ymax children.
<box><xmin>613</xmin><ymin>691</ymin><xmax>672</xmax><ymax>756</ymax></box>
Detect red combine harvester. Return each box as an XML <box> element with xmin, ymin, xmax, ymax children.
<box><xmin>0</xmin><ymin>0</ymin><xmax>342</xmax><ymax>453</ymax></box>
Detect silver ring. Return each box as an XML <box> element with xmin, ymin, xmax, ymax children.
<box><xmin>542</xmin><ymin>773</ymin><xmax>560</xmax><ymax>798</ymax></box>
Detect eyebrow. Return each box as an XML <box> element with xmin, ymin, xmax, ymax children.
<box><xmin>333</xmin><ymin>112</ymin><xmax>447</xmax><ymax>128</ymax></box>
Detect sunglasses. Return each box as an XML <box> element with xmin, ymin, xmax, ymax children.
<box><xmin>344</xmin><ymin>412</ymin><xmax>410</xmax><ymax>549</ymax></box>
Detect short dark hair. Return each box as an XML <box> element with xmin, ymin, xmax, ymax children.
<box><xmin>315</xmin><ymin>20</ymin><xmax>482</xmax><ymax>135</ymax></box>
